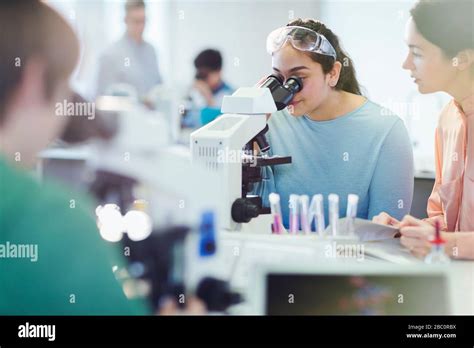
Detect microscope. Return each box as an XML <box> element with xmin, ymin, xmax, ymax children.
<box><xmin>190</xmin><ymin>75</ymin><xmax>302</xmax><ymax>231</ymax></box>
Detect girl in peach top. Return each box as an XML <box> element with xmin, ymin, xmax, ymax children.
<box><xmin>373</xmin><ymin>0</ymin><xmax>474</xmax><ymax>260</ymax></box>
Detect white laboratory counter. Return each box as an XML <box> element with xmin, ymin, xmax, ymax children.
<box><xmin>184</xmin><ymin>229</ymin><xmax>474</xmax><ymax>315</ymax></box>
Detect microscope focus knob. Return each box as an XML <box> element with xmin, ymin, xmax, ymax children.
<box><xmin>231</xmin><ymin>198</ymin><xmax>259</xmax><ymax>223</ymax></box>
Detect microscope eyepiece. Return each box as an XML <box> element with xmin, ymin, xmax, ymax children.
<box><xmin>250</xmin><ymin>74</ymin><xmax>303</xmax><ymax>156</ymax></box>
<box><xmin>259</xmin><ymin>74</ymin><xmax>283</xmax><ymax>93</ymax></box>
<box><xmin>259</xmin><ymin>74</ymin><xmax>303</xmax><ymax>111</ymax></box>
<box><xmin>284</xmin><ymin>76</ymin><xmax>303</xmax><ymax>94</ymax></box>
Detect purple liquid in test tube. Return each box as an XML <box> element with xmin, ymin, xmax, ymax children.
<box><xmin>269</xmin><ymin>193</ymin><xmax>283</xmax><ymax>234</ymax></box>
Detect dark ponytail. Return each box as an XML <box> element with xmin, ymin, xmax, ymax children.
<box><xmin>287</xmin><ymin>18</ymin><xmax>362</xmax><ymax>95</ymax></box>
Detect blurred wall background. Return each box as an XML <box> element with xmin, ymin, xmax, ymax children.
<box><xmin>48</xmin><ymin>0</ymin><xmax>448</xmax><ymax>176</ymax></box>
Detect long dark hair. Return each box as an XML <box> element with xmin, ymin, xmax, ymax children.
<box><xmin>410</xmin><ymin>0</ymin><xmax>474</xmax><ymax>58</ymax></box>
<box><xmin>287</xmin><ymin>18</ymin><xmax>362</xmax><ymax>95</ymax></box>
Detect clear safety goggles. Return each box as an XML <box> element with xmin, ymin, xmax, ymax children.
<box><xmin>266</xmin><ymin>26</ymin><xmax>337</xmax><ymax>59</ymax></box>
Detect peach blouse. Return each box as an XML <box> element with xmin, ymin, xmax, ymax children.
<box><xmin>427</xmin><ymin>94</ymin><xmax>474</xmax><ymax>259</ymax></box>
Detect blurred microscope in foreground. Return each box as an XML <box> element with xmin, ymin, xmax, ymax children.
<box><xmin>38</xmin><ymin>73</ymin><xmax>302</xmax><ymax>313</ymax></box>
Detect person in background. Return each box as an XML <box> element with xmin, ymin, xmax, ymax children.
<box><xmin>182</xmin><ymin>49</ymin><xmax>234</xmax><ymax>128</ymax></box>
<box><xmin>0</xmin><ymin>0</ymin><xmax>149</xmax><ymax>315</ymax></box>
<box><xmin>96</xmin><ymin>0</ymin><xmax>162</xmax><ymax>97</ymax></box>
<box><xmin>373</xmin><ymin>0</ymin><xmax>474</xmax><ymax>260</ymax></box>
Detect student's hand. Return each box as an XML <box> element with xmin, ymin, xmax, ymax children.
<box><xmin>194</xmin><ymin>80</ymin><xmax>215</xmax><ymax>106</ymax></box>
<box><xmin>372</xmin><ymin>212</ymin><xmax>401</xmax><ymax>228</ymax></box>
<box><xmin>398</xmin><ymin>215</ymin><xmax>435</xmax><ymax>258</ymax></box>
<box><xmin>422</xmin><ymin>215</ymin><xmax>447</xmax><ymax>230</ymax></box>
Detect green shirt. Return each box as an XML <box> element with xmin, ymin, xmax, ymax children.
<box><xmin>0</xmin><ymin>156</ymin><xmax>149</xmax><ymax>315</ymax></box>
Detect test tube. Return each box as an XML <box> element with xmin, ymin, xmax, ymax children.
<box><xmin>310</xmin><ymin>194</ymin><xmax>325</xmax><ymax>235</ymax></box>
<box><xmin>289</xmin><ymin>194</ymin><xmax>300</xmax><ymax>234</ymax></box>
<box><xmin>299</xmin><ymin>195</ymin><xmax>311</xmax><ymax>234</ymax></box>
<box><xmin>328</xmin><ymin>194</ymin><xmax>339</xmax><ymax>237</ymax></box>
<box><xmin>269</xmin><ymin>193</ymin><xmax>283</xmax><ymax>234</ymax></box>
<box><xmin>345</xmin><ymin>194</ymin><xmax>359</xmax><ymax>236</ymax></box>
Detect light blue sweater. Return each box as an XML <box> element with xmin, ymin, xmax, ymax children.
<box><xmin>254</xmin><ymin>100</ymin><xmax>414</xmax><ymax>228</ymax></box>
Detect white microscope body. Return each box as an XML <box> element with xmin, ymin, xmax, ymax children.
<box><xmin>190</xmin><ymin>87</ymin><xmax>277</xmax><ymax>231</ymax></box>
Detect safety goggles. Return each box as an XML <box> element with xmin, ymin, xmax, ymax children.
<box><xmin>266</xmin><ymin>26</ymin><xmax>337</xmax><ymax>59</ymax></box>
